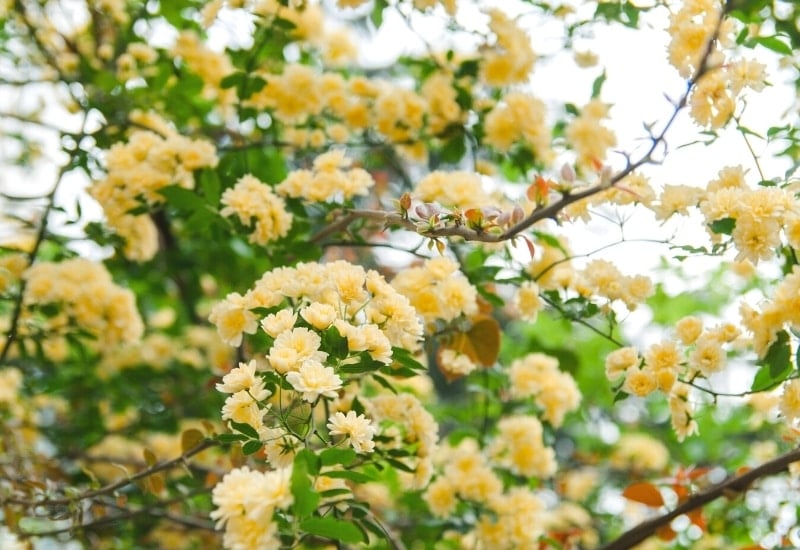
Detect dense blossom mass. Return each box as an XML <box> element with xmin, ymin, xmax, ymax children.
<box><xmin>0</xmin><ymin>0</ymin><xmax>799</xmax><ymax>548</ymax></box>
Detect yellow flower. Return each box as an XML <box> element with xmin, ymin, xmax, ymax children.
<box><xmin>732</xmin><ymin>213</ymin><xmax>781</xmax><ymax>264</ymax></box>
<box><xmin>623</xmin><ymin>367</ymin><xmax>658</xmax><ymax>397</ymax></box>
<box><xmin>216</xmin><ymin>360</ymin><xmax>270</xmax><ymax>400</ymax></box>
<box><xmin>605</xmin><ymin>347</ymin><xmax>640</xmax><ymax>381</ymax></box>
<box><xmin>688</xmin><ymin>333</ymin><xmax>726</xmax><ymax>377</ymax></box>
<box><xmin>327</xmin><ymin>410</ymin><xmax>377</xmax><ymax>453</ymax></box>
<box><xmin>669</xmin><ymin>383</ymin><xmax>699</xmax><ymax>441</ymax></box>
<box><xmin>514</xmin><ymin>281</ymin><xmax>542</xmax><ymax>322</ymax></box>
<box><xmin>260</xmin><ymin>310</ymin><xmax>298</xmax><ymax>338</ymax></box>
<box><xmin>299</xmin><ymin>303</ymin><xmax>338</xmax><ymax>330</ymax></box>
<box><xmin>221</xmin><ymin>391</ymin><xmax>267</xmax><ymax>429</ymax></box>
<box><xmin>286</xmin><ymin>360</ymin><xmax>342</xmax><ymax>402</ymax></box>
<box><xmin>610</xmin><ymin>433</ymin><xmax>669</xmax><ymax>471</ymax></box>
<box><xmin>676</xmin><ymin>316</ymin><xmax>703</xmax><ymax>345</ymax></box>
<box><xmin>220</xmin><ymin>175</ymin><xmax>293</xmax><ymax>246</ymax></box>
<box><xmin>267</xmin><ymin>328</ymin><xmax>327</xmax><ymax>374</ymax></box>
<box><xmin>424</xmin><ymin>477</ymin><xmax>458</xmax><ymax>518</ymax></box>
<box><xmin>209</xmin><ymin>292</ymin><xmax>259</xmax><ymax>347</ymax></box>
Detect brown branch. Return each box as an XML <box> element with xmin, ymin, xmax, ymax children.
<box><xmin>18</xmin><ymin>493</ymin><xmax>216</xmax><ymax>538</ymax></box>
<box><xmin>601</xmin><ymin>446</ymin><xmax>800</xmax><ymax>550</ymax></box>
<box><xmin>310</xmin><ymin>0</ymin><xmax>725</xmax><ymax>249</ymax></box>
<box><xmin>1</xmin><ymin>439</ymin><xmax>219</xmax><ymax>508</ymax></box>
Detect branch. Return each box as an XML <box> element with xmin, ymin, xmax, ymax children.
<box><xmin>2</xmin><ymin>439</ymin><xmax>219</xmax><ymax>508</ymax></box>
<box><xmin>310</xmin><ymin>3</ymin><xmax>726</xmax><ymax>248</ymax></box>
<box><xmin>600</xmin><ymin>446</ymin><xmax>800</xmax><ymax>550</ymax></box>
<box><xmin>0</xmin><ymin>169</ymin><xmax>64</xmax><ymax>365</ymax></box>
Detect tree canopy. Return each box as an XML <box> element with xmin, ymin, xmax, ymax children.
<box><xmin>1</xmin><ymin>0</ymin><xmax>800</xmax><ymax>548</ymax></box>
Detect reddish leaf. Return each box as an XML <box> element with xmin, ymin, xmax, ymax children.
<box><xmin>688</xmin><ymin>508</ymin><xmax>706</xmax><ymax>531</ymax></box>
<box><xmin>622</xmin><ymin>482</ymin><xmax>664</xmax><ymax>507</ymax></box>
<box><xmin>656</xmin><ymin>524</ymin><xmax>677</xmax><ymax>541</ymax></box>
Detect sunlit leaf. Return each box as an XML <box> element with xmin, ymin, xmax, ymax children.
<box><xmin>622</xmin><ymin>482</ymin><xmax>664</xmax><ymax>507</ymax></box>
<box><xmin>181</xmin><ymin>429</ymin><xmax>204</xmax><ymax>454</ymax></box>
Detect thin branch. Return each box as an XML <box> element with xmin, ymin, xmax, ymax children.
<box><xmin>600</xmin><ymin>446</ymin><xmax>800</xmax><ymax>550</ymax></box>
<box><xmin>1</xmin><ymin>439</ymin><xmax>219</xmax><ymax>508</ymax></box>
<box><xmin>0</xmin><ymin>169</ymin><xmax>64</xmax><ymax>365</ymax></box>
<box><xmin>734</xmin><ymin>114</ymin><xmax>766</xmax><ymax>182</ymax></box>
<box><xmin>18</xmin><ymin>493</ymin><xmax>216</xmax><ymax>538</ymax></box>
<box><xmin>539</xmin><ymin>293</ymin><xmax>624</xmax><ymax>347</ymax></box>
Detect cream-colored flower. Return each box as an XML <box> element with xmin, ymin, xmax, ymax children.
<box><xmin>285</xmin><ymin>360</ymin><xmax>342</xmax><ymax>402</ymax></box>
<box><xmin>209</xmin><ymin>292</ymin><xmax>259</xmax><ymax>347</ymax></box>
<box><xmin>423</xmin><ymin>476</ymin><xmax>458</xmax><ymax>518</ymax></box>
<box><xmin>439</xmin><ymin>349</ymin><xmax>478</xmax><ymax>377</ymax></box>
<box><xmin>221</xmin><ymin>391</ymin><xmax>267</xmax><ymax>430</ymax></box>
<box><xmin>688</xmin><ymin>333</ymin><xmax>726</xmax><ymax>377</ymax></box>
<box><xmin>267</xmin><ymin>327</ymin><xmax>327</xmax><ymax>374</ymax></box>
<box><xmin>605</xmin><ymin>347</ymin><xmax>640</xmax><ymax>381</ymax></box>
<box><xmin>623</xmin><ymin>367</ymin><xmax>658</xmax><ymax>397</ymax></box>
<box><xmin>300</xmin><ymin>302</ymin><xmax>338</xmax><ymax>330</ymax></box>
<box><xmin>676</xmin><ymin>316</ymin><xmax>703</xmax><ymax>345</ymax></box>
<box><xmin>780</xmin><ymin>379</ymin><xmax>800</xmax><ymax>422</ymax></box>
<box><xmin>216</xmin><ymin>360</ymin><xmax>270</xmax><ymax>400</ymax></box>
<box><xmin>327</xmin><ymin>410</ymin><xmax>377</xmax><ymax>453</ymax></box>
<box><xmin>220</xmin><ymin>174</ymin><xmax>293</xmax><ymax>246</ymax></box>
<box><xmin>260</xmin><ymin>310</ymin><xmax>298</xmax><ymax>338</ymax></box>
<box><xmin>514</xmin><ymin>281</ymin><xmax>542</xmax><ymax>322</ymax></box>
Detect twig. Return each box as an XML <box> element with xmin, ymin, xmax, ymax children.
<box><xmin>0</xmin><ymin>169</ymin><xmax>64</xmax><ymax>365</ymax></box>
<box><xmin>600</xmin><ymin>446</ymin><xmax>800</xmax><ymax>550</ymax></box>
<box><xmin>2</xmin><ymin>439</ymin><xmax>219</xmax><ymax>508</ymax></box>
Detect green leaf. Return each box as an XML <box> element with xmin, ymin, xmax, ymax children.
<box><xmin>708</xmin><ymin>217</ymin><xmax>736</xmax><ymax>235</ymax></box>
<box><xmin>370</xmin><ymin>0</ymin><xmax>388</xmax><ymax>28</ymax></box>
<box><xmin>300</xmin><ymin>517</ymin><xmax>367</xmax><ymax>544</ymax></box>
<box><xmin>439</xmin><ymin>132</ymin><xmax>466</xmax><ymax>163</ymax></box>
<box><xmin>370</xmin><ymin>373</ymin><xmax>398</xmax><ymax>394</ymax></box>
<box><xmin>322</xmin><ymin>325</ymin><xmax>349</xmax><ymax>360</ymax></box>
<box><xmin>220</xmin><ymin>72</ymin><xmax>245</xmax><ymax>90</ymax></box>
<box><xmin>291</xmin><ymin>450</ymin><xmax>320</xmax><ymax>517</ymax></box>
<box><xmin>751</xmin><ymin>330</ymin><xmax>792</xmax><ymax>391</ymax></box>
<box><xmin>229</xmin><ymin>420</ymin><xmax>260</xmax><ymax>439</ymax></box>
<box><xmin>242</xmin><ymin>440</ymin><xmax>263</xmax><ymax>455</ymax></box>
<box><xmin>391</xmin><ymin>347</ymin><xmax>426</xmax><ymax>372</ymax></box>
<box><xmin>746</xmin><ymin>35</ymin><xmax>793</xmax><ymax>55</ymax></box>
<box><xmin>320</xmin><ymin>469</ymin><xmax>377</xmax><ymax>483</ymax></box>
<box><xmin>158</xmin><ymin>185</ymin><xmax>205</xmax><ymax>211</ymax></box>
<box><xmin>320</xmin><ymin>448</ymin><xmax>357</xmax><ymax>467</ymax></box>
<box><xmin>591</xmin><ymin>70</ymin><xmax>607</xmax><ymax>99</ymax></box>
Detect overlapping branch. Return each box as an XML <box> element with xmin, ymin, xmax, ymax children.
<box><xmin>2</xmin><ymin>438</ymin><xmax>219</xmax><ymax>508</ymax></box>
<box><xmin>601</xmin><ymin>446</ymin><xmax>800</xmax><ymax>550</ymax></box>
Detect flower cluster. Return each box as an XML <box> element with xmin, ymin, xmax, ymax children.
<box><xmin>414</xmin><ymin>170</ymin><xmax>494</xmax><ymax>209</ymax></box>
<box><xmin>507</xmin><ymin>352</ymin><xmax>581</xmax><ymax>428</ymax></box>
<box><xmin>276</xmin><ymin>150</ymin><xmax>375</xmax><ymax>203</ymax></box>
<box><xmin>574</xmin><ymin>259</ymin><xmax>654</xmax><ymax>311</ymax></box>
<box><xmin>390</xmin><ymin>256</ymin><xmax>479</xmax><ymax>328</ymax></box>
<box><xmin>667</xmin><ymin>0</ymin><xmax>767</xmax><ymax>128</ymax></box>
<box><xmin>423</xmin><ymin>424</ymin><xmax>558</xmax><ymax>549</ymax></box>
<box><xmin>208</xmin><ymin>260</ymin><xmax>439</xmax><ymax>546</ymax></box>
<box><xmin>481</xmin><ymin>8</ymin><xmax>537</xmax><ymax>86</ymax></box>
<box><xmin>220</xmin><ymin>174</ymin><xmax>293</xmax><ymax>245</ymax></box>
<box><xmin>741</xmin><ymin>267</ymin><xmax>800</xmax><ymax>357</ymax></box>
<box><xmin>483</xmin><ymin>91</ymin><xmax>551</xmax><ymax>161</ymax></box>
<box><xmin>607</xmin><ymin>315</ymin><xmax>742</xmax><ymax>439</ymax></box>
<box><xmin>565</xmin><ymin>99</ymin><xmax>617</xmax><ymax>171</ymax></box>
<box><xmin>22</xmin><ymin>258</ymin><xmax>144</xmax><ymax>350</ymax></box>
<box><xmin>89</xmin><ymin>116</ymin><xmax>218</xmax><ymax>261</ymax></box>
<box><xmin>210</xmin><ymin>466</ymin><xmax>293</xmax><ymax>549</ymax></box>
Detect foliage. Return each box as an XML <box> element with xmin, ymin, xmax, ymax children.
<box><xmin>1</xmin><ymin>0</ymin><xmax>800</xmax><ymax>548</ymax></box>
